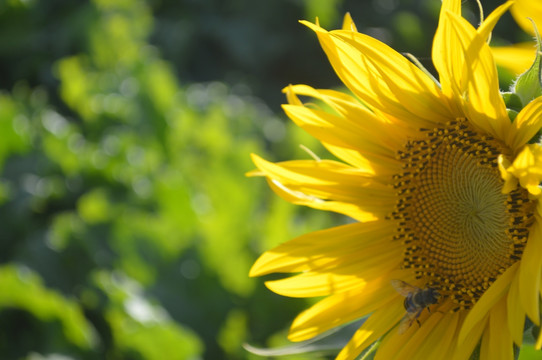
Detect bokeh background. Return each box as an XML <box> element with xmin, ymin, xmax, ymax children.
<box><xmin>0</xmin><ymin>0</ymin><xmax>533</xmax><ymax>359</ymax></box>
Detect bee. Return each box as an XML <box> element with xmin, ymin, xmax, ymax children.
<box><xmin>391</xmin><ymin>279</ymin><xmax>440</xmax><ymax>334</ymax></box>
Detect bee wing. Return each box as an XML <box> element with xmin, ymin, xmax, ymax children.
<box><xmin>397</xmin><ymin>313</ymin><xmax>416</xmax><ymax>334</ymax></box>
<box><xmin>390</xmin><ymin>279</ymin><xmax>419</xmax><ymax>297</ymax></box>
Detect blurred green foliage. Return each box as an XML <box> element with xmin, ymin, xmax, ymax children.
<box><xmin>0</xmin><ymin>0</ymin><xmax>535</xmax><ymax>359</ymax></box>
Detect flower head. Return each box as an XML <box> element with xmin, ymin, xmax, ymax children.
<box><xmin>250</xmin><ymin>1</ymin><xmax>542</xmax><ymax>359</ymax></box>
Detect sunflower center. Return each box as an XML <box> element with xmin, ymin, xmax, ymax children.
<box><xmin>391</xmin><ymin>120</ymin><xmax>534</xmax><ymax>310</ymax></box>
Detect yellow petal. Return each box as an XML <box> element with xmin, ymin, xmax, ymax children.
<box><xmin>452</xmin><ymin>312</ymin><xmax>487</xmax><ymax>360</ymax></box>
<box><xmin>332</xmin><ymin>31</ymin><xmax>452</xmax><ymax>125</ymax></box>
<box><xmin>319</xmin><ymin>145</ymin><xmax>375</xmax><ymax>175</ymax></box>
<box><xmin>537</xmin><ymin>279</ymin><xmax>542</xmax><ymax>349</ymax></box>
<box><xmin>486</xmin><ymin>297</ymin><xmax>515</xmax><ymax>360</ymax></box>
<box><xmin>501</xmin><ymin>145</ymin><xmax>542</xmax><ymax>196</ymax></box>
<box><xmin>251</xmin><ymin>154</ymin><xmax>396</xmax><ymax>220</ymax></box>
<box><xmin>282</xmin><ymin>104</ymin><xmax>391</xmax><ymax>156</ymax></box>
<box><xmin>336</xmin><ymin>297</ymin><xmax>406</xmax><ymax>360</ymax></box>
<box><xmin>477</xmin><ymin>1</ymin><xmax>515</xmax><ymax>42</ymax></box>
<box><xmin>498</xmin><ymin>155</ymin><xmax>519</xmax><ymax>194</ymax></box>
<box><xmin>432</xmin><ymin>0</ymin><xmax>462</xmax><ymax>102</ymax></box>
<box><xmin>323</xmin><ymin>142</ymin><xmax>402</xmax><ymax>177</ymax></box>
<box><xmin>458</xmin><ymin>261</ymin><xmax>518</xmax><ymax>345</ymax></box>
<box><xmin>267</xmin><ymin>178</ymin><xmax>379</xmax><ymax>221</ymax></box>
<box><xmin>251</xmin><ymin>155</ymin><xmax>383</xmax><ymax>190</ymax></box>
<box><xmin>250</xmin><ymin>221</ymin><xmax>395</xmax><ymax>277</ymax></box>
<box><xmin>511</xmin><ymin>0</ymin><xmax>542</xmax><ymax>36</ymax></box>
<box><xmin>416</xmin><ymin>311</ymin><xmax>459</xmax><ymax>359</ymax></box>
<box><xmin>282</xmin><ymin>87</ymin><xmax>399</xmax><ymax>158</ymax></box>
<box><xmin>301</xmin><ymin>20</ymin><xmax>452</xmax><ymax>126</ymax></box>
<box><xmin>509</xmin><ymin>96</ymin><xmax>542</xmax><ymax>151</ymax></box>
<box><xmin>519</xmin><ymin>218</ymin><xmax>542</xmax><ymax>324</ymax></box>
<box><xmin>479</xmin><ymin>324</ymin><xmax>491</xmax><ymax>360</ymax></box>
<box><xmin>507</xmin><ymin>271</ymin><xmax>525</xmax><ymax>346</ymax></box>
<box><xmin>492</xmin><ymin>43</ymin><xmax>536</xmax><ymax>75</ymax></box>
<box><xmin>284</xmin><ymin>84</ymin><xmax>405</xmax><ymax>151</ymax></box>
<box><xmin>445</xmin><ymin>6</ymin><xmax>511</xmax><ymax>142</ymax></box>
<box><xmin>377</xmin><ymin>311</ymin><xmax>458</xmax><ymax>360</ymax></box>
<box><xmin>341</xmin><ymin>12</ymin><xmax>357</xmax><ymax>32</ymax></box>
<box><xmin>264</xmin><ymin>244</ymin><xmax>402</xmax><ymax>297</ymax></box>
<box><xmin>288</xmin><ymin>275</ymin><xmax>399</xmax><ymax>341</ymax></box>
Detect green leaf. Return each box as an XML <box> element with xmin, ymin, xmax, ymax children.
<box><xmin>513</xmin><ymin>21</ymin><xmax>542</xmax><ymax>107</ymax></box>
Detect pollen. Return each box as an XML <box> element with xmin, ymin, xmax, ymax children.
<box><xmin>390</xmin><ymin>119</ymin><xmax>535</xmax><ymax>309</ymax></box>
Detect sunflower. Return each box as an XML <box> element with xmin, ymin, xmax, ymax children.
<box><xmin>249</xmin><ymin>0</ymin><xmax>542</xmax><ymax>359</ymax></box>
<box><xmin>492</xmin><ymin>0</ymin><xmax>542</xmax><ymax>75</ymax></box>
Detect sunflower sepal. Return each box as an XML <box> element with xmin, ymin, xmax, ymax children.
<box><xmin>507</xmin><ymin>109</ymin><xmax>519</xmax><ymax>122</ymax></box>
<box><xmin>503</xmin><ymin>92</ymin><xmax>523</xmax><ymax>111</ymax></box>
<box><xmin>511</xmin><ymin>20</ymin><xmax>542</xmax><ymax>107</ymax></box>
<box><xmin>501</xmin><ymin>92</ymin><xmax>522</xmax><ymax>121</ymax></box>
